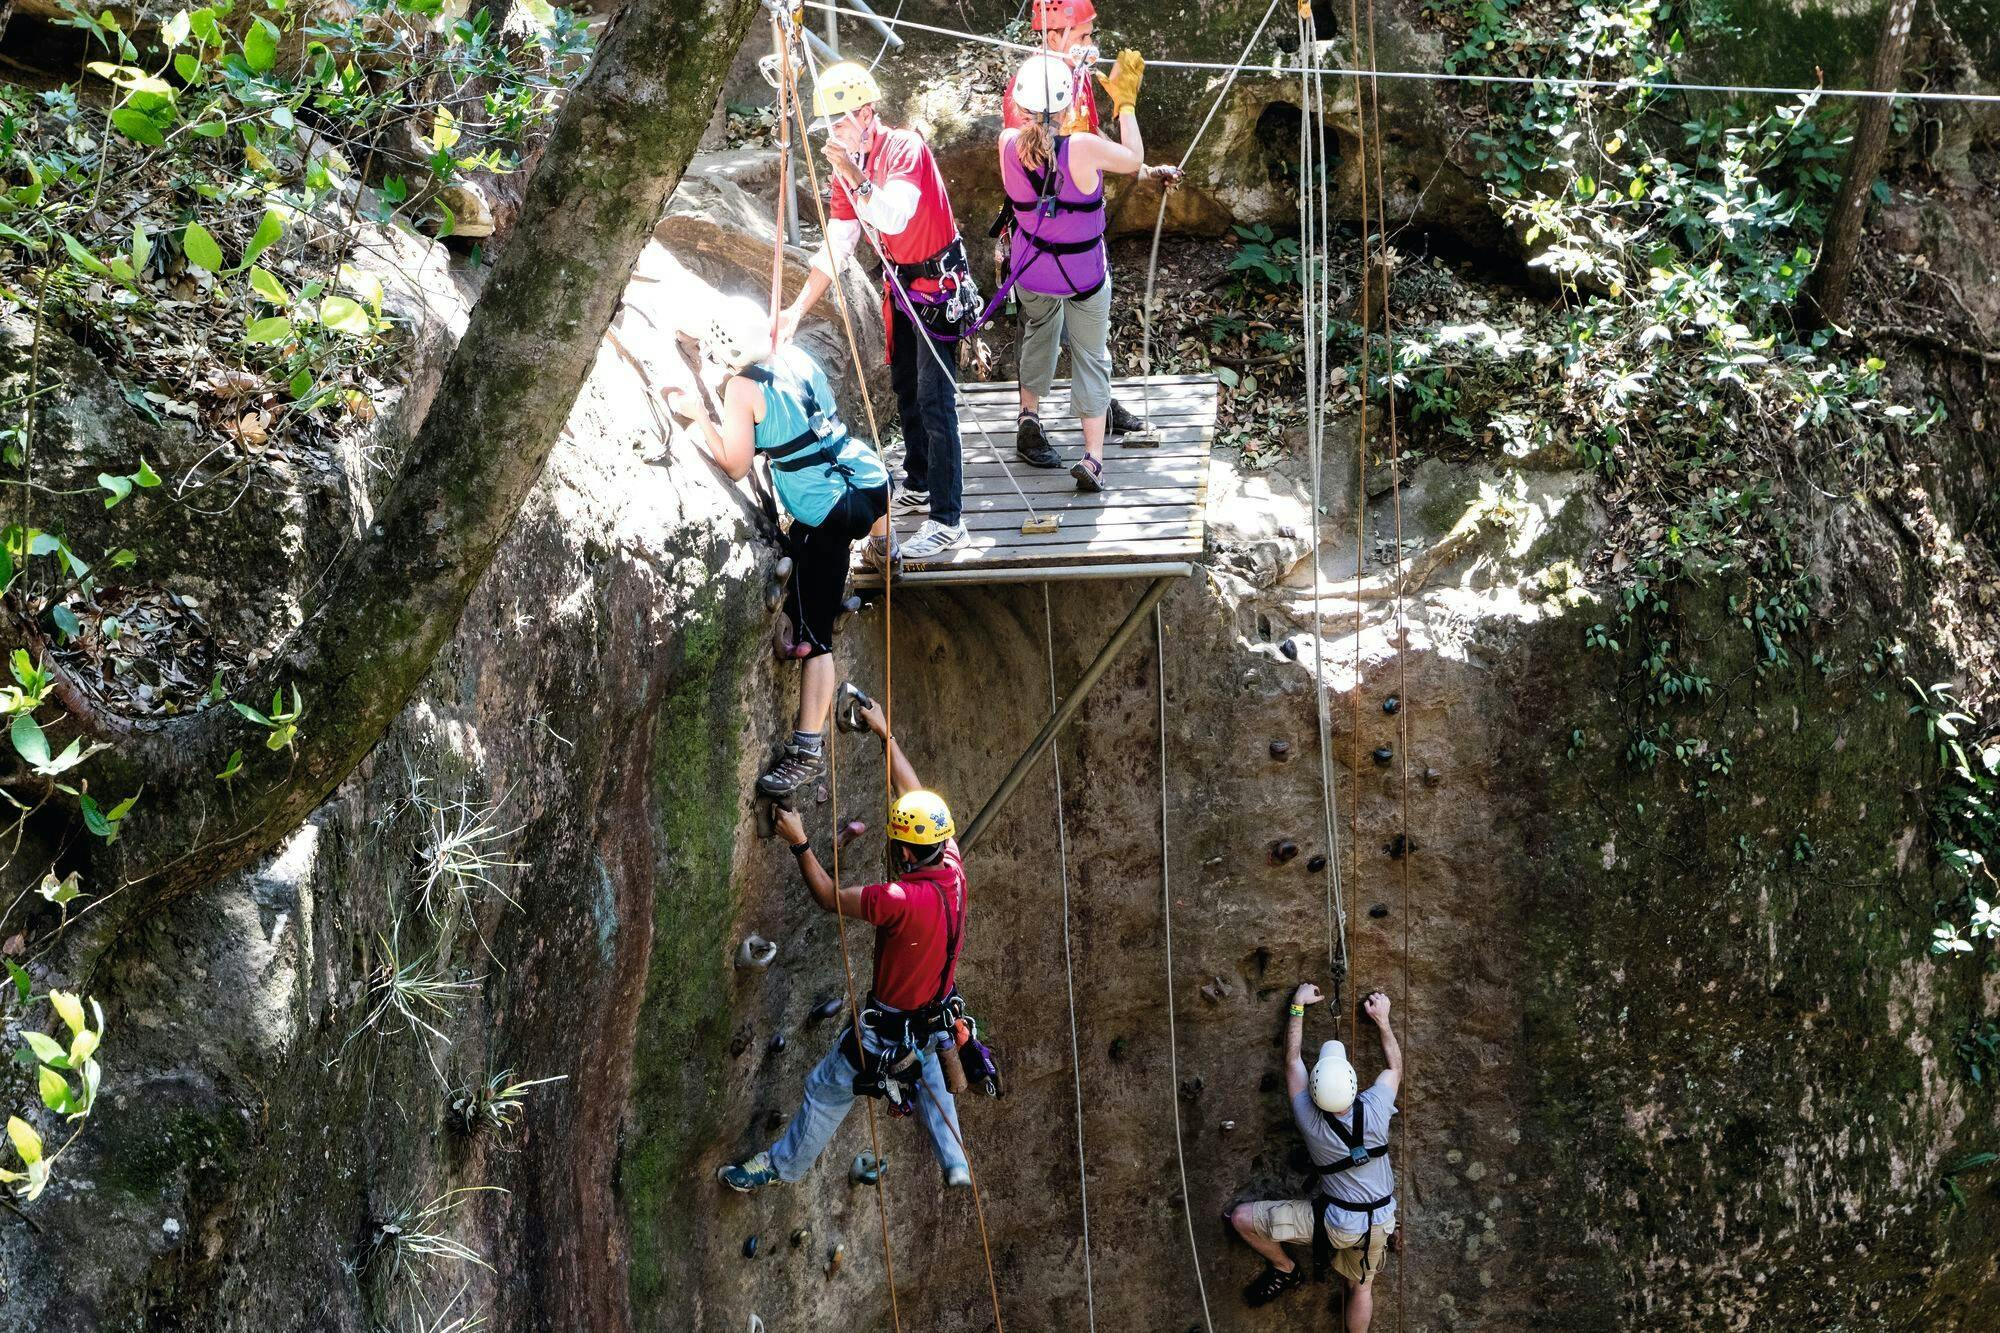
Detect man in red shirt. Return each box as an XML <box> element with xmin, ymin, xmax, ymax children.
<box><xmin>779</xmin><ymin>62</ymin><xmax>973</xmax><ymax>564</ymax></box>
<box><xmin>719</xmin><ymin>686</ymin><xmax>973</xmax><ymax>1192</ymax></box>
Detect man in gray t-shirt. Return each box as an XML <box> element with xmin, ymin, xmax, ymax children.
<box><xmin>1228</xmin><ymin>984</ymin><xmax>1403</xmax><ymax>1324</ymax></box>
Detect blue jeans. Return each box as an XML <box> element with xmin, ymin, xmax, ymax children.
<box><xmin>767</xmin><ymin>1023</ymin><xmax>968</xmax><ymax>1182</ymax></box>
<box><xmin>889</xmin><ymin>300</ymin><xmax>963</xmax><ymax>525</ymax></box>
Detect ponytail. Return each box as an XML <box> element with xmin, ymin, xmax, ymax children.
<box><xmin>1018</xmin><ymin>118</ymin><xmax>1056</xmax><ymax>175</ymax></box>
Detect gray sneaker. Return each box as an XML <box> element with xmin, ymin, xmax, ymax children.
<box><xmin>889</xmin><ymin>488</ymin><xmax>930</xmax><ymax>521</ymax></box>
<box><xmin>899</xmin><ymin>519</ymin><xmax>968</xmax><ymax>560</ymax></box>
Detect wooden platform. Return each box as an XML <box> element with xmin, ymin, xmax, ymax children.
<box><xmin>854</xmin><ymin>374</ymin><xmax>1218</xmax><ymax>586</ymax></box>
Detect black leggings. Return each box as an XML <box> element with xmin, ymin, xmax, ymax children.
<box><xmin>788</xmin><ymin>481</ymin><xmax>889</xmax><ymax>657</ymax></box>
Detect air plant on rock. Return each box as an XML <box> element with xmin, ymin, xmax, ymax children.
<box><xmin>412</xmin><ymin>782</ymin><xmax>526</xmax><ymax>931</ymax></box>
<box><xmin>448</xmin><ymin>1069</ymin><xmax>567</xmax><ymax>1137</ymax></box>
<box><xmin>365</xmin><ymin>1186</ymin><xmax>506</xmax><ymax>1288</ymax></box>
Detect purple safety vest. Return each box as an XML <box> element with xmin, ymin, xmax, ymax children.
<box><xmin>1000</xmin><ymin>134</ymin><xmax>1108</xmax><ymax>300</ymax></box>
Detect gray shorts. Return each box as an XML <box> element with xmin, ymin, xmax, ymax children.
<box><xmin>1016</xmin><ymin>279</ymin><xmax>1113</xmax><ymax>420</ymax></box>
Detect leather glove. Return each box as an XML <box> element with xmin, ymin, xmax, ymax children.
<box><xmin>1096</xmin><ymin>49</ymin><xmax>1145</xmax><ymax>117</ymax></box>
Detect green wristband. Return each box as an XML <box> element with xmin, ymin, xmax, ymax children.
<box><xmin>1288</xmin><ymin>1004</ymin><xmax>1305</xmax><ymax>1017</ymax></box>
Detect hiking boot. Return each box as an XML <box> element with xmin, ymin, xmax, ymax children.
<box><xmin>718</xmin><ymin>1151</ymin><xmax>780</xmax><ymax>1194</ymax></box>
<box><xmin>1071</xmin><ymin>455</ymin><xmax>1105</xmax><ymax>493</ymax></box>
<box><xmin>900</xmin><ymin>519</ymin><xmax>969</xmax><ymax>561</ymax></box>
<box><xmin>1015</xmin><ymin>414</ymin><xmax>1063</xmax><ymax>468</ymax></box>
<box><xmin>861</xmin><ymin>534</ymin><xmax>899</xmax><ymax>577</ymax></box>
<box><xmin>1108</xmin><ymin>397</ymin><xmax>1144</xmax><ymax>436</ymax></box>
<box><xmin>1243</xmin><ymin>1261</ymin><xmax>1304</xmax><ymax>1307</ymax></box>
<box><xmin>889</xmin><ymin>487</ymin><xmax>931</xmax><ymax>521</ymax></box>
<box><xmin>757</xmin><ymin>744</ymin><xmax>825</xmax><ymax>800</ymax></box>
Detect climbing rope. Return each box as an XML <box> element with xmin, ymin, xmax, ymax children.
<box><xmin>769</xmin><ymin>41</ymin><xmax>906</xmax><ymax>1332</ymax></box>
<box><xmin>1155</xmin><ymin>603</ymin><xmax>1216</xmax><ymax>1333</ymax></box>
<box><xmin>1044</xmin><ymin>583</ymin><xmax>1098</xmax><ymax>1331</ymax></box>
<box><xmin>796</xmin><ymin>0</ymin><xmax>2000</xmax><ymax>103</ymax></box>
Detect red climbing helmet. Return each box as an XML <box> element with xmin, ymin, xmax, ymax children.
<box><xmin>1031</xmin><ymin>0</ymin><xmax>1095</xmax><ymax>31</ymax></box>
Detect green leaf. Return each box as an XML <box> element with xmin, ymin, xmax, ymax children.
<box><xmin>242</xmin><ymin>209</ymin><xmax>283</xmax><ymax>268</ymax></box>
<box><xmin>36</xmin><ymin>1065</ymin><xmax>70</xmax><ymax>1115</ymax></box>
<box><xmin>266</xmin><ymin>721</ymin><xmax>296</xmax><ymax>751</ymax></box>
<box><xmin>174</xmin><ymin>51</ymin><xmax>199</xmax><ymax>80</ymax></box>
<box><xmin>10</xmin><ymin>714</ymin><xmax>49</xmax><ymax>769</ymax></box>
<box><xmin>60</xmin><ymin>231</ymin><xmax>109</xmax><ymax>276</ymax></box>
<box><xmin>79</xmin><ymin>794</ymin><xmax>112</xmax><ymax>839</ymax></box>
<box><xmin>129</xmin><ymin>223</ymin><xmax>152</xmax><ymax>273</ymax></box>
<box><xmin>49</xmin><ymin>605</ymin><xmax>80</xmax><ymax>642</ymax></box>
<box><xmin>111</xmin><ymin>104</ymin><xmax>165</xmax><ymax>145</ymax></box>
<box><xmin>232</xmin><ymin>700</ymin><xmax>272</xmax><ymax>727</ymax></box>
<box><xmin>21</xmin><ymin>1031</ymin><xmax>65</xmax><ymax>1066</ymax></box>
<box><xmin>243</xmin><ymin>16</ymin><xmax>279</xmax><ymax>72</ymax></box>
<box><xmin>248</xmin><ymin>264</ymin><xmax>290</xmax><ymax>305</ymax></box>
<box><xmin>68</xmin><ymin>1027</ymin><xmax>98</xmax><ymax>1066</ymax></box>
<box><xmin>1213</xmin><ymin>365</ymin><xmax>1239</xmax><ymax>389</ymax></box>
<box><xmin>7</xmin><ymin>1115</ymin><xmax>42</xmax><ymax>1166</ymax></box>
<box><xmin>317</xmin><ymin>295</ymin><xmax>371</xmax><ymax>335</ymax></box>
<box><xmin>183</xmin><ymin>222</ymin><xmax>224</xmax><ymax>272</ymax></box>
<box><xmin>36</xmin><ymin>872</ymin><xmax>79</xmax><ymax>906</ymax></box>
<box><xmin>189</xmin><ymin>117</ymin><xmax>228</xmax><ymax>138</ymax></box>
<box><xmin>245</xmin><ymin>316</ymin><xmax>293</xmax><ymax>345</ymax></box>
<box><xmin>135</xmin><ymin>459</ymin><xmax>161</xmax><ymax>488</ymax></box>
<box><xmin>98</xmin><ymin>472</ymin><xmax>135</xmax><ymax>508</ymax></box>
<box><xmin>217</xmin><ymin>747</ymin><xmax>243</xmax><ymax>781</ymax></box>
<box><xmin>5</xmin><ymin>960</ymin><xmax>29</xmax><ymax>1006</ymax></box>
<box><xmin>207</xmin><ymin>672</ymin><xmax>225</xmax><ymax>704</ymax></box>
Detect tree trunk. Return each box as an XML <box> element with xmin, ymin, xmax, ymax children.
<box><xmin>1802</xmin><ymin>0</ymin><xmax>1919</xmax><ymax>328</ymax></box>
<box><xmin>43</xmin><ymin>0</ymin><xmax>761</xmax><ymax>916</ymax></box>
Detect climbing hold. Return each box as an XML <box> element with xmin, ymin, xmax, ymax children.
<box><xmin>1252</xmin><ymin>945</ymin><xmax>1272</xmax><ymax>976</ymax></box>
<box><xmin>1280</xmin><ymin>639</ymin><xmax>1299</xmax><ymax>660</ymax></box>
<box><xmin>1369</xmin><ymin>903</ymin><xmax>1390</xmax><ymax>919</ymax></box>
<box><xmin>1278</xmin><ymin>524</ymin><xmax>1297</xmax><ymax>540</ymax></box>
<box><xmin>1108</xmin><ymin>1036</ymin><xmax>1129</xmax><ymax>1063</ymax></box>
<box><xmin>1269</xmin><ymin>839</ymin><xmax>1299</xmax><ymax>866</ymax></box>
<box><xmin>773</xmin><ymin>555</ymin><xmax>794</xmax><ymax>585</ymax></box>
<box><xmin>1222</xmin><ymin>1119</ymin><xmax>1237</xmax><ymax>1133</ymax></box>
<box><xmin>768</xmin><ymin>1032</ymin><xmax>788</xmax><ymax>1054</ymax></box>
<box><xmin>836</xmin><ymin>594</ymin><xmax>862</xmax><ymax>625</ymax></box>
<box><xmin>837</xmin><ymin>819</ymin><xmax>867</xmax><ymax>851</ymax></box>
<box><xmin>809</xmin><ymin>996</ymin><xmax>846</xmax><ymax>1024</ymax></box>
<box><xmin>833</xmin><ymin>681</ymin><xmax>875</xmax><ymax>734</ymax></box>
<box><xmin>1382</xmin><ymin>694</ymin><xmax>1401</xmax><ymax>715</ymax></box>
<box><xmin>1179</xmin><ymin>1074</ymin><xmax>1205</xmax><ymax>1101</ymax></box>
<box><xmin>825</xmin><ymin>1242</ymin><xmax>845</xmax><ymax>1277</ymax></box>
<box><xmin>764</xmin><ymin>1108</ymin><xmax>783</xmax><ymax>1132</ymax></box>
<box><xmin>1307</xmin><ymin>853</ymin><xmax>1328</xmax><ymax>874</ymax></box>
<box><xmin>1200</xmin><ymin>976</ymin><xmax>1233</xmax><ymax>1004</ymax></box>
<box><xmin>765</xmin><ymin>557</ymin><xmax>794</xmax><ymax>613</ymax></box>
<box><xmin>1269</xmin><ymin>739</ymin><xmax>1292</xmax><ymax>761</ymax></box>
<box><xmin>1386</xmin><ymin>834</ymin><xmax>1416</xmax><ymax>860</ymax></box>
<box><xmin>791</xmin><ymin>1227</ymin><xmax>813</xmax><ymax>1250</ymax></box>
<box><xmin>1372</xmin><ymin>746</ymin><xmax>1393</xmax><ymax>766</ymax></box>
<box><xmin>736</xmin><ymin>935</ymin><xmax>778</xmax><ymax>971</ymax></box>
<box><xmin>1423</xmin><ymin>767</ymin><xmax>1443</xmax><ymax>787</ymax></box>
<box><xmin>743</xmin><ymin>1235</ymin><xmax>760</xmax><ymax>1259</ymax></box>
<box><xmin>814</xmin><ymin>784</ymin><xmax>829</xmax><ymax>805</ymax></box>
<box><xmin>850</xmin><ymin>1151</ymin><xmax>882</xmax><ymax>1186</ymax></box>
<box><xmin>729</xmin><ymin>1026</ymin><xmax>752</xmax><ymax>1058</ymax></box>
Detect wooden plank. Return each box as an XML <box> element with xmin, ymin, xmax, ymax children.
<box><xmin>959</xmin><ymin>373</ymin><xmax>1218</xmax><ymax>394</ymax></box>
<box><xmin>961</xmin><ymin>458</ymin><xmax>1208</xmax><ymax>481</ymax></box>
<box><xmin>959</xmin><ymin>508</ymin><xmax>1204</xmax><ymax>534</ymax></box>
<box><xmin>958</xmin><ymin>384</ymin><xmax>1219</xmax><ymax>407</ymax></box>
<box><xmin>948</xmin><ymin>484</ymin><xmax>1213</xmax><ymax>512</ymax></box>
<box><xmin>897</xmin><ymin>535</ymin><xmax>1203</xmax><ymax>571</ymax></box>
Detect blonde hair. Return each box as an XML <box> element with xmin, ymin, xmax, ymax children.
<box><xmin>1017</xmin><ymin>119</ymin><xmax>1056</xmax><ymax>177</ymax></box>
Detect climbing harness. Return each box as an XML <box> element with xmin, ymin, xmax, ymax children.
<box><xmin>1044</xmin><ymin>583</ymin><xmax>1098</xmax><ymax>1331</ymax></box>
<box><xmin>1307</xmin><ymin>1096</ymin><xmax>1393</xmax><ymax>1284</ymax></box>
<box><xmin>737</xmin><ymin>358</ymin><xmax>859</xmax><ymax>482</ymax></box>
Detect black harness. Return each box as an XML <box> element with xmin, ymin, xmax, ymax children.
<box><xmin>1308</xmin><ymin>1098</ymin><xmax>1394</xmax><ymax>1282</ymax></box>
<box><xmin>736</xmin><ymin>362</ymin><xmax>855</xmax><ymax>482</ymax></box>
<box><xmin>842</xmin><ymin>870</ymin><xmax>966</xmax><ymax>1114</ymax></box>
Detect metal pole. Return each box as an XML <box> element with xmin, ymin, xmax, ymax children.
<box><xmin>854</xmin><ymin>560</ymin><xmax>1196</xmax><ymax>589</ymax></box>
<box><xmin>961</xmin><ymin>575</ymin><xmax>1180</xmax><ymax>852</ymax></box>
<box><xmin>824</xmin><ymin>0</ymin><xmax>839</xmax><ymax>55</ymax></box>
<box><xmin>784</xmin><ymin>153</ymin><xmax>800</xmax><ymax>245</ymax></box>
<box><xmin>806</xmin><ymin>24</ymin><xmax>837</xmax><ymax>62</ymax></box>
<box><xmin>848</xmin><ymin>0</ymin><xmax>904</xmax><ymax>48</ymax></box>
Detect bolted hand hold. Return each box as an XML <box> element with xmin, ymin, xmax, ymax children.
<box><xmin>1372</xmin><ymin>746</ymin><xmax>1394</xmax><ymax>766</ymax></box>
<box><xmin>1423</xmin><ymin>767</ymin><xmax>1443</xmax><ymax>787</ymax></box>
<box><xmin>1369</xmin><ymin>903</ymin><xmax>1390</xmax><ymax>919</ymax></box>
<box><xmin>1386</xmin><ymin>834</ymin><xmax>1416</xmax><ymax>860</ymax></box>
<box><xmin>743</xmin><ymin>1235</ymin><xmax>760</xmax><ymax>1259</ymax></box>
<box><xmin>1270</xmin><ymin>839</ymin><xmax>1299</xmax><ymax>866</ymax></box>
<box><xmin>838</xmin><ymin>819</ymin><xmax>867</xmax><ymax>851</ymax></box>
<box><xmin>791</xmin><ymin>1227</ymin><xmax>813</xmax><ymax>1250</ymax></box>
<box><xmin>768</xmin><ymin>1032</ymin><xmax>788</xmax><ymax>1054</ymax></box>
<box><xmin>1307</xmin><ymin>853</ymin><xmax>1328</xmax><ymax>874</ymax></box>
<box><xmin>1280</xmin><ymin>639</ymin><xmax>1299</xmax><ymax>660</ymax></box>
<box><xmin>1270</xmin><ymin>739</ymin><xmax>1292</xmax><ymax>761</ymax></box>
<box><xmin>1382</xmin><ymin>694</ymin><xmax>1401</xmax><ymax>715</ymax></box>
<box><xmin>826</xmin><ymin>1242</ymin><xmax>845</xmax><ymax>1277</ymax></box>
<box><xmin>1108</xmin><ymin>1036</ymin><xmax>1130</xmax><ymax>1062</ymax></box>
<box><xmin>1200</xmin><ymin>976</ymin><xmax>1233</xmax><ymax>1004</ymax></box>
<box><xmin>1222</xmin><ymin>1119</ymin><xmax>1237</xmax><ymax>1133</ymax></box>
<box><xmin>736</xmin><ymin>934</ymin><xmax>778</xmax><ymax>971</ymax></box>
<box><xmin>850</xmin><ymin>1151</ymin><xmax>883</xmax><ymax>1186</ymax></box>
<box><xmin>809</xmin><ymin>996</ymin><xmax>847</xmax><ymax>1024</ymax></box>
<box><xmin>1179</xmin><ymin>1074</ymin><xmax>1205</xmax><ymax>1101</ymax></box>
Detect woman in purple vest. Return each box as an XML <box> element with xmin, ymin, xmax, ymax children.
<box><xmin>1000</xmin><ymin>51</ymin><xmax>1147</xmax><ymax>492</ymax></box>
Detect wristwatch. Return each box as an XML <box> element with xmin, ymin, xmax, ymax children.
<box><xmin>854</xmin><ymin>178</ymin><xmax>875</xmax><ymax>201</ymax></box>
<box><xmin>790</xmin><ymin>841</ymin><xmax>812</xmax><ymax>857</ymax></box>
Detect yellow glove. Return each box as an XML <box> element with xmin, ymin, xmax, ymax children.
<box><xmin>1096</xmin><ymin>49</ymin><xmax>1145</xmax><ymax>117</ymax></box>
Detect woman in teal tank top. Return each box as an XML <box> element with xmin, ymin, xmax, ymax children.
<box><xmin>671</xmin><ymin>331</ymin><xmax>891</xmax><ymax>801</ymax></box>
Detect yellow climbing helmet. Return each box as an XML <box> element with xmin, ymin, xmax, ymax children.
<box><xmin>811</xmin><ymin>61</ymin><xmax>883</xmax><ymax>121</ymax></box>
<box><xmin>888</xmin><ymin>790</ymin><xmax>954</xmax><ymax>846</ymax></box>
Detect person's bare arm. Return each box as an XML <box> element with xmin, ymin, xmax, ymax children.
<box><xmin>1073</xmin><ymin>115</ymin><xmax>1144</xmax><ymax>177</ymax></box>
<box><xmin>773</xmin><ymin>806</ymin><xmax>867</xmax><ymax>917</ymax></box>
<box><xmin>855</xmin><ymin>690</ymin><xmax>921</xmax><ymax>795</ymax></box>
<box><xmin>1286</xmin><ymin>981</ymin><xmax>1324</xmax><ymax>1098</ymax></box>
<box><xmin>1365</xmin><ymin>991</ymin><xmax>1402</xmax><ymax>1101</ymax></box>
<box><xmin>667</xmin><ymin>375</ymin><xmax>757</xmax><ymax>481</ymax></box>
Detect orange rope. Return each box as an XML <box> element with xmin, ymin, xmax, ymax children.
<box><xmin>773</xmin><ymin>45</ymin><xmax>904</xmax><ymax>1333</ymax></box>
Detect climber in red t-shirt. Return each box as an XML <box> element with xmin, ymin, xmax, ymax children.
<box><xmin>719</xmin><ymin>683</ymin><xmax>976</xmax><ymax>1194</ymax></box>
<box><xmin>779</xmin><ymin>61</ymin><xmax>974</xmax><ymax>567</ymax></box>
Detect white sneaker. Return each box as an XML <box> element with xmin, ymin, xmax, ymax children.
<box><xmin>890</xmin><ymin>488</ymin><xmax>930</xmax><ymax>521</ymax></box>
<box><xmin>900</xmin><ymin>519</ymin><xmax>968</xmax><ymax>560</ymax></box>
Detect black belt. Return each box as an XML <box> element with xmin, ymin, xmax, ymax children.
<box><xmin>889</xmin><ymin>236</ymin><xmax>969</xmax><ymax>284</ymax></box>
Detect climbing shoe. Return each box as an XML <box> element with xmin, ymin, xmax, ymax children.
<box><xmin>833</xmin><ymin>682</ymin><xmax>877</xmax><ymax>734</ymax></box>
<box><xmin>1071</xmin><ymin>455</ymin><xmax>1105</xmax><ymax>493</ymax></box>
<box><xmin>1243</xmin><ymin>1261</ymin><xmax>1304</xmax><ymax>1307</ymax></box>
<box><xmin>899</xmin><ymin>519</ymin><xmax>968</xmax><ymax>561</ymax></box>
<box><xmin>756</xmin><ymin>744</ymin><xmax>825</xmax><ymax>800</ymax></box>
<box><xmin>718</xmin><ymin>1152</ymin><xmax>780</xmax><ymax>1194</ymax></box>
<box><xmin>1107</xmin><ymin>397</ymin><xmax>1144</xmax><ymax>436</ymax></box>
<box><xmin>945</xmin><ymin>1166</ymin><xmax>972</xmax><ymax>1189</ymax></box>
<box><xmin>889</xmin><ymin>487</ymin><xmax>931</xmax><ymax>521</ymax></box>
<box><xmin>1015</xmin><ymin>414</ymin><xmax>1063</xmax><ymax>468</ymax></box>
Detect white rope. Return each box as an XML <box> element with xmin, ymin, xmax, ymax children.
<box><xmin>1155</xmin><ymin>602</ymin><xmax>1215</xmax><ymax>1333</ymax></box>
<box><xmin>798</xmin><ymin>0</ymin><xmax>2000</xmax><ymax>105</ymax></box>
<box><xmin>1043</xmin><ymin>583</ymin><xmax>1098</xmax><ymax>1333</ymax></box>
<box><xmin>1296</xmin><ymin>10</ymin><xmax>1348</xmax><ymax>979</ymax></box>
<box><xmin>1135</xmin><ymin>0</ymin><xmax>1287</xmax><ymax>433</ymax></box>
<box><xmin>793</xmin><ymin>32</ymin><xmax>1044</xmax><ymax>521</ymax></box>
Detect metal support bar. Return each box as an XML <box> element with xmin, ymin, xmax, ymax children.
<box><xmin>803</xmin><ymin>26</ymin><xmax>837</xmax><ymax>62</ymax></box>
<box><xmin>824</xmin><ymin>0</ymin><xmax>839</xmax><ymax>55</ymax></box>
<box><xmin>855</xmin><ymin>560</ymin><xmax>1196</xmax><ymax>589</ymax></box>
<box><xmin>847</xmin><ymin>0</ymin><xmax>905</xmax><ymax>47</ymax></box>
<box><xmin>961</xmin><ymin>574</ymin><xmax>1180</xmax><ymax>853</ymax></box>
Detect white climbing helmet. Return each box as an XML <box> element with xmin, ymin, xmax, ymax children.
<box><xmin>1310</xmin><ymin>1040</ymin><xmax>1358</xmax><ymax>1114</ymax></box>
<box><xmin>693</xmin><ymin>310</ymin><xmax>771</xmax><ymax>373</ymax></box>
<box><xmin>1013</xmin><ymin>53</ymin><xmax>1076</xmax><ymax>119</ymax></box>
